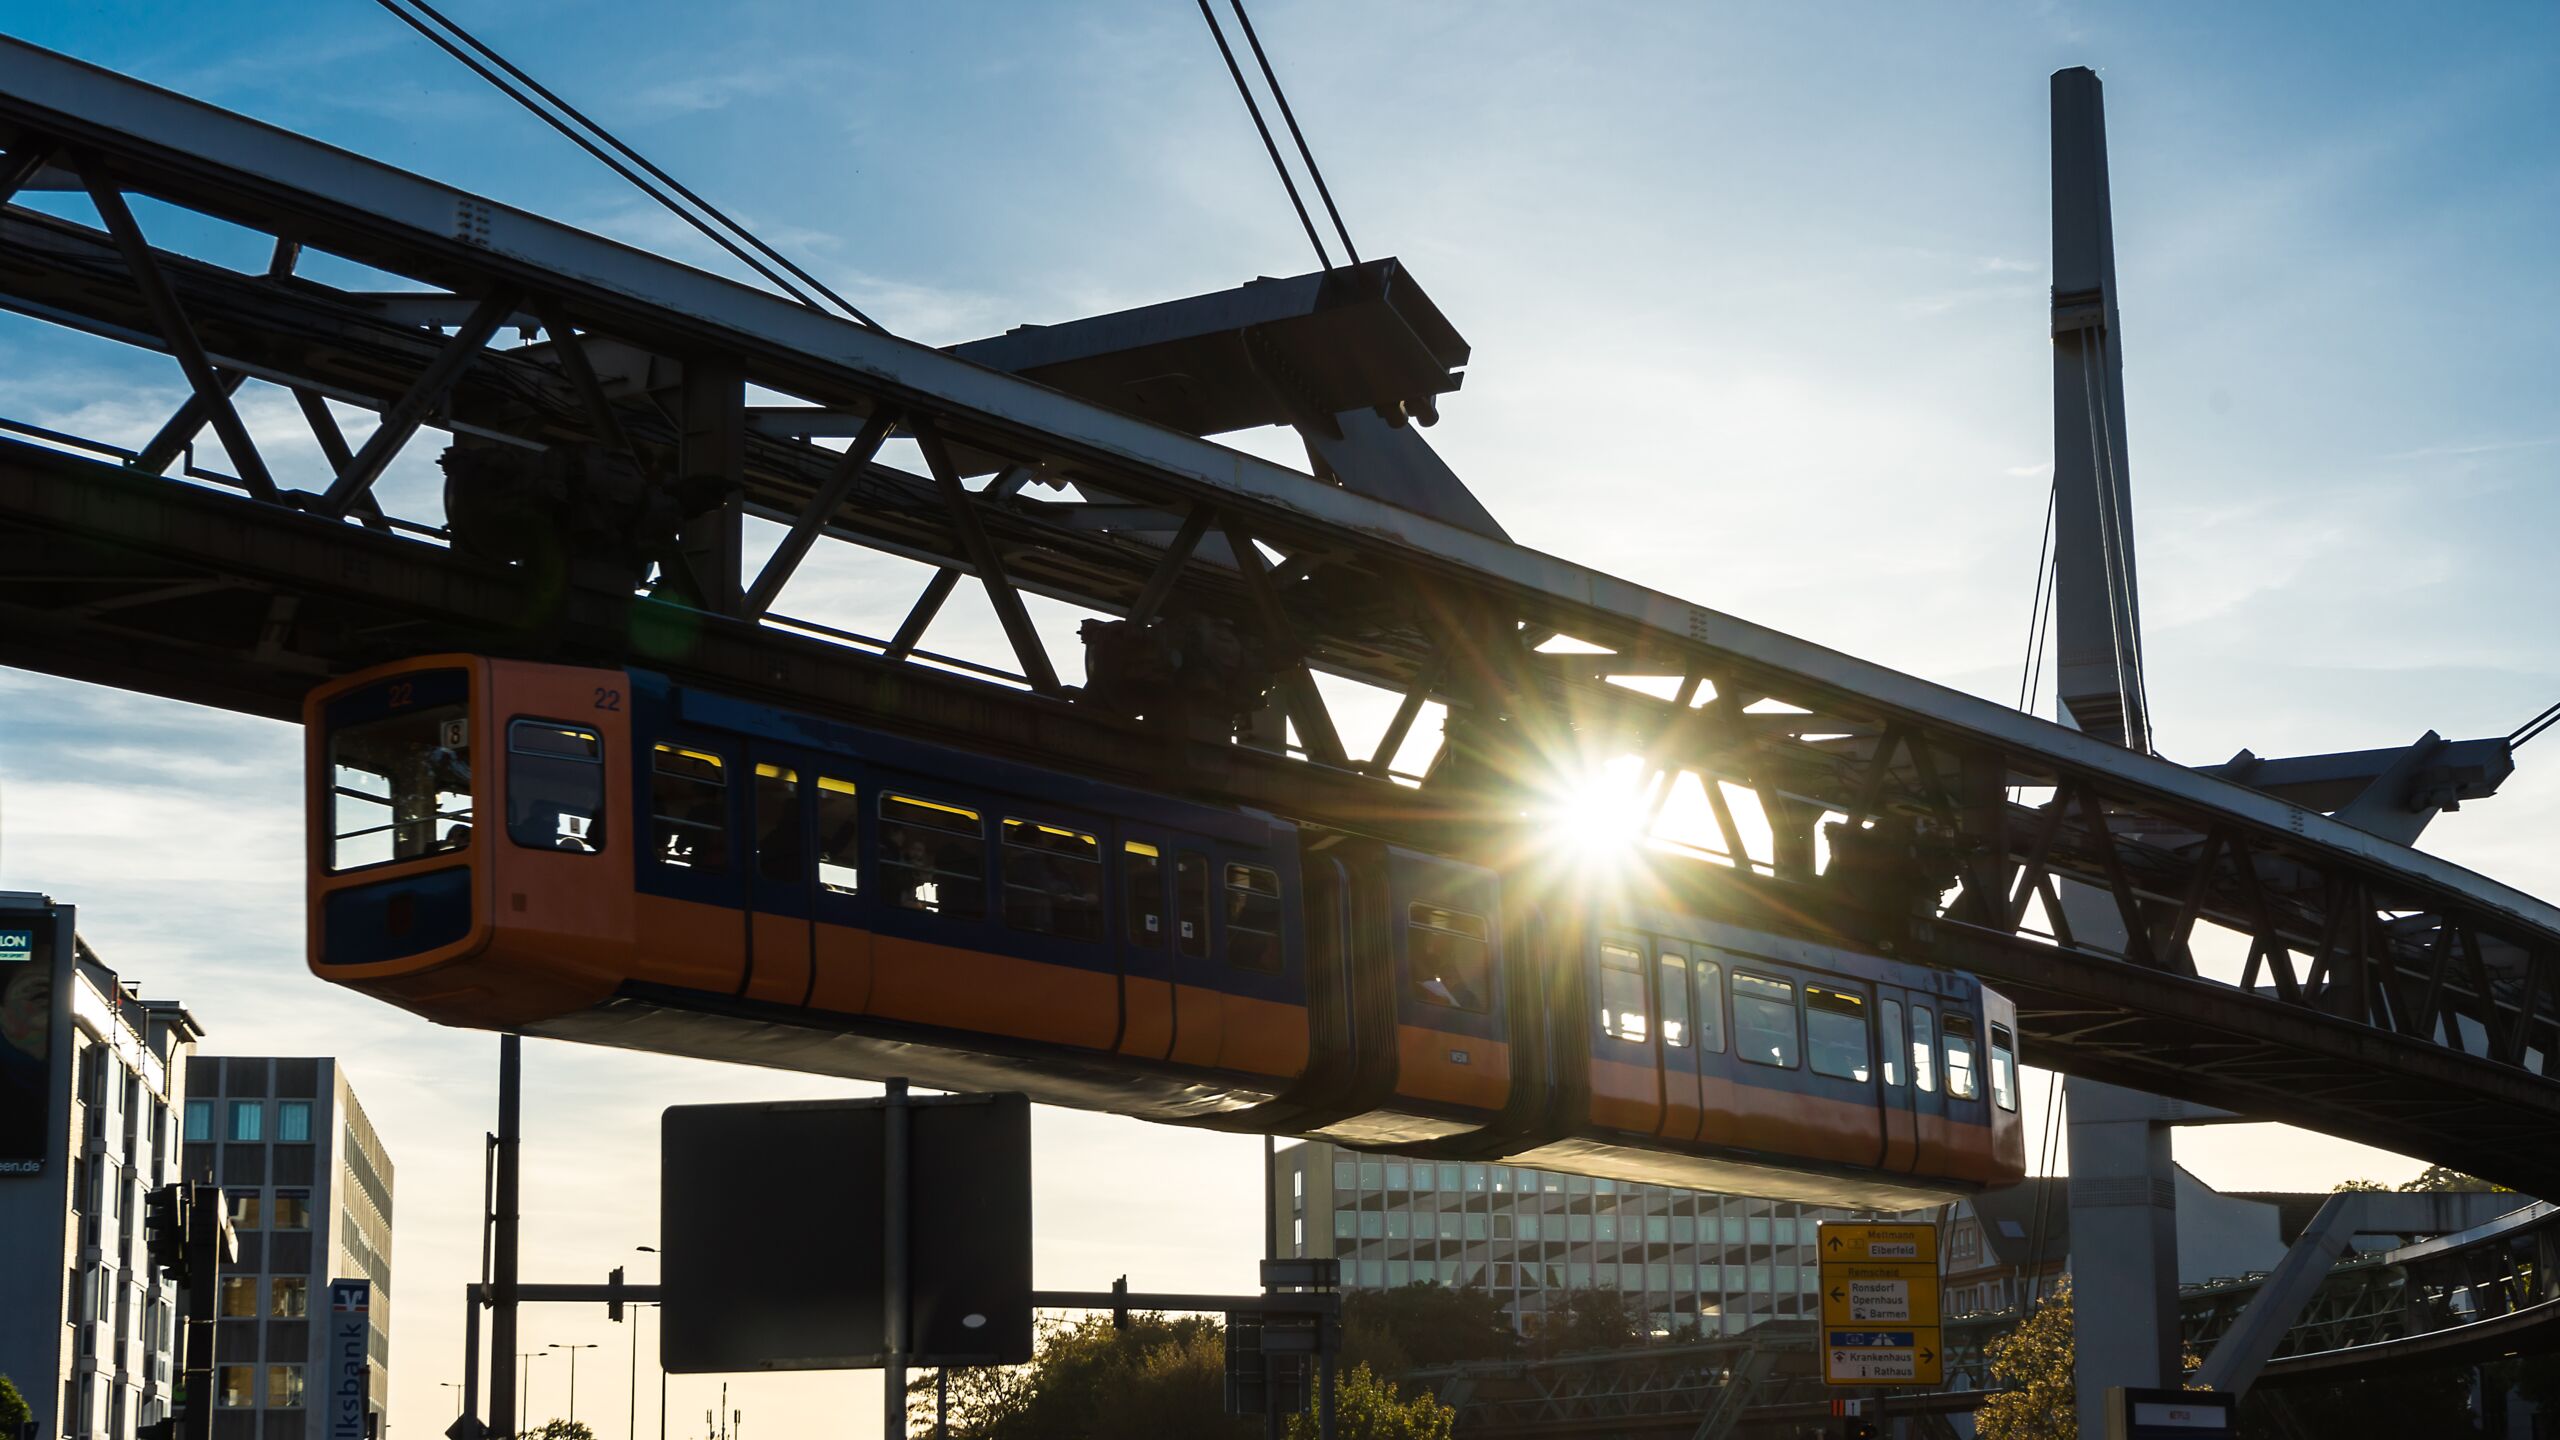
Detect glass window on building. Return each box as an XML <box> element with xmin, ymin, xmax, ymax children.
<box><xmin>1332</xmin><ymin>1161</ymin><xmax>1355</xmax><ymax>1193</ymax></box>
<box><xmin>1333</xmin><ymin>1212</ymin><xmax>1356</xmax><ymax>1240</ymax></box>
<box><xmin>1465</xmin><ymin>1213</ymin><xmax>1489</xmax><ymax>1241</ymax></box>
<box><xmin>1411</xmin><ymin>1163</ymin><xmax>1434</xmax><ymax>1193</ymax></box>
<box><xmin>1440</xmin><ymin>1163</ymin><xmax>1462</xmax><ymax>1191</ymax></box>
<box><xmin>1465</xmin><ymin>1165</ymin><xmax>1487</xmax><ymax>1193</ymax></box>
<box><xmin>1747</xmin><ymin>1215</ymin><xmax>1771</xmax><ymax>1246</ymax></box>
<box><xmin>227</xmin><ymin>1102</ymin><xmax>261</xmax><ymax>1143</ymax></box>
<box><xmin>1567</xmin><ymin>1215</ymin><xmax>1592</xmax><ymax>1242</ymax></box>
<box><xmin>226</xmin><ymin>1191</ymin><xmax>259</xmax><ymax>1231</ymax></box>
<box><xmin>269</xmin><ymin>1278</ymin><xmax>307</xmax><ymax>1319</ymax></box>
<box><xmin>1358</xmin><ymin>1213</ymin><xmax>1383</xmax><ymax>1240</ymax></box>
<box><xmin>1671</xmin><ymin>1216</ymin><xmax>1695</xmax><ymax>1244</ymax></box>
<box><xmin>1385</xmin><ymin>1212</ymin><xmax>1410</xmax><ymax>1240</ymax></box>
<box><xmin>1358</xmin><ymin>1160</ymin><xmax>1383</xmax><ymax>1190</ymax></box>
<box><xmin>266</xmin><ymin>1366</ymin><xmax>305</xmax><ymax>1410</ymax></box>
<box><xmin>216</xmin><ymin>1366</ymin><xmax>253</xmax><ymax>1409</ymax></box>
<box><xmin>276</xmin><ymin>1101</ymin><xmax>312</xmax><ymax>1144</ymax></box>
<box><xmin>270</xmin><ymin>1190</ymin><xmax>311</xmax><ymax>1230</ymax></box>
<box><xmin>1437</xmin><ymin>1214</ymin><xmax>1461</xmax><ymax>1242</ymax></box>
<box><xmin>1384</xmin><ymin>1162</ymin><xmax>1407</xmax><ymax>1190</ymax></box>
<box><xmin>184</xmin><ymin>1101</ymin><xmax>211</xmax><ymax>1144</ymax></box>
<box><xmin>1647</xmin><ymin>1216</ymin><xmax>1669</xmax><ymax>1243</ymax></box>
<box><xmin>1517</xmin><ymin>1215</ymin><xmax>1541</xmax><ymax>1242</ymax></box>
<box><xmin>219</xmin><ymin>1277</ymin><xmax>257</xmax><ymax>1319</ymax></box>
<box><xmin>1594</xmin><ymin>1214</ymin><xmax>1617</xmax><ymax>1243</ymax></box>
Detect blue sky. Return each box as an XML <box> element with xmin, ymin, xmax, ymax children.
<box><xmin>3</xmin><ymin>3</ymin><xmax>2556</xmax><ymax>1436</ymax></box>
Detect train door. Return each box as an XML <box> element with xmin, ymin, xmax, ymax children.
<box><xmin>1875</xmin><ymin>986</ymin><xmax>1917</xmax><ymax>1172</ymax></box>
<box><xmin>635</xmin><ymin>734</ymin><xmax>751</xmax><ymax>996</ymax></box>
<box><xmin>1114</xmin><ymin>838</ymin><xmax>1175</xmax><ymax>1061</ymax></box>
<box><xmin>1799</xmin><ymin>977</ymin><xmax>1884</xmax><ymax>1169</ymax></box>
<box><xmin>804</xmin><ymin>766</ymin><xmax>873</xmax><ymax>1016</ymax></box>
<box><xmin>740</xmin><ymin>746</ymin><xmax>816</xmax><ymax>1008</ymax></box>
<box><xmin>1906</xmin><ymin>994</ymin><xmax>1953</xmax><ymax>1176</ymax></box>
<box><xmin>1654</xmin><ymin>941</ymin><xmax>1705</xmax><ymax>1144</ymax></box>
<box><xmin>1589</xmin><ymin>932</ymin><xmax>1662</xmax><ymax>1135</ymax></box>
<box><xmin>1165</xmin><ymin>844</ymin><xmax>1223</xmax><ymax>1070</ymax></box>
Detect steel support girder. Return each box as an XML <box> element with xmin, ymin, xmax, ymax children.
<box><xmin>4</xmin><ymin>33</ymin><xmax>2560</xmax><ymax>1159</ymax></box>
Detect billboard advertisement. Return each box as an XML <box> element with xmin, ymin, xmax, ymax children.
<box><xmin>329</xmin><ymin>1278</ymin><xmax>372</xmax><ymax>1440</ymax></box>
<box><xmin>0</xmin><ymin>904</ymin><xmax>68</xmax><ymax>1176</ymax></box>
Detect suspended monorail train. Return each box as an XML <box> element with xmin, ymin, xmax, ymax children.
<box><xmin>307</xmin><ymin>655</ymin><xmax>2024</xmax><ymax>1206</ymax></box>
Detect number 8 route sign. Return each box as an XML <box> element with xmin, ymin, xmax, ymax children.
<box><xmin>1818</xmin><ymin>1222</ymin><xmax>1943</xmax><ymax>1387</ymax></box>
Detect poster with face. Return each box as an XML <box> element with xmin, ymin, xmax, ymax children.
<box><xmin>0</xmin><ymin>912</ymin><xmax>62</xmax><ymax>1174</ymax></box>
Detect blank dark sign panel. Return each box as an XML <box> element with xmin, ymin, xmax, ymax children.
<box><xmin>660</xmin><ymin>1092</ymin><xmax>1030</xmax><ymax>1372</ymax></box>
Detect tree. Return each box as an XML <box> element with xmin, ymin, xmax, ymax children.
<box><xmin>904</xmin><ymin>1313</ymin><xmax>1251</xmax><ymax>1440</ymax></box>
<box><xmin>1535</xmin><ymin>1288</ymin><xmax>1644</xmax><ymax>1356</ymax></box>
<box><xmin>518</xmin><ymin>1422</ymin><xmax>594</xmax><ymax>1440</ymax></box>
<box><xmin>1288</xmin><ymin>1365</ymin><xmax>1455</xmax><ymax>1440</ymax></box>
<box><xmin>0</xmin><ymin>1375</ymin><xmax>32</xmax><ymax>1438</ymax></box>
<box><xmin>2399</xmin><ymin>1165</ymin><xmax>2507</xmax><ymax>1194</ymax></box>
<box><xmin>1974</xmin><ymin>1283</ymin><xmax>2077</xmax><ymax>1440</ymax></box>
<box><xmin>2331</xmin><ymin>1178</ymin><xmax>2389</xmax><ymax>1192</ymax></box>
<box><xmin>1339</xmin><ymin>1284</ymin><xmax>1517</xmax><ymax>1373</ymax></box>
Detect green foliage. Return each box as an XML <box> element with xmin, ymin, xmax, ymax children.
<box><xmin>1287</xmin><ymin>1365</ymin><xmax>1455</xmax><ymax>1440</ymax></box>
<box><xmin>1974</xmin><ymin>1283</ymin><xmax>2076</xmax><ymax>1440</ymax></box>
<box><xmin>903</xmin><ymin>1312</ymin><xmax>1461</xmax><ymax>1440</ymax></box>
<box><xmin>1339</xmin><ymin>1284</ymin><xmax>1517</xmax><ymax>1373</ymax></box>
<box><xmin>905</xmin><ymin>1313</ymin><xmax>1250</xmax><ymax>1440</ymax></box>
<box><xmin>2331</xmin><ymin>1178</ymin><xmax>2389</xmax><ymax>1192</ymax></box>
<box><xmin>517</xmin><ymin>1422</ymin><xmax>595</xmax><ymax>1440</ymax></box>
<box><xmin>0</xmin><ymin>1375</ymin><xmax>32</xmax><ymax>1436</ymax></box>
<box><xmin>2398</xmin><ymin>1165</ymin><xmax>2507</xmax><ymax>1194</ymax></box>
<box><xmin>1534</xmin><ymin>1287</ymin><xmax>1645</xmax><ymax>1356</ymax></box>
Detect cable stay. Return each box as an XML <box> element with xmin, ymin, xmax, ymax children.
<box><xmin>373</xmin><ymin>0</ymin><xmax>888</xmax><ymax>333</ymax></box>
<box><xmin>1196</xmin><ymin>0</ymin><xmax>1360</xmax><ymax>272</ymax></box>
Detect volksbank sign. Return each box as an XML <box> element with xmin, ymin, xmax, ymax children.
<box><xmin>329</xmin><ymin>1278</ymin><xmax>371</xmax><ymax>1440</ymax></box>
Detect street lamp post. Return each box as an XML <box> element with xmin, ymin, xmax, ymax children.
<box><xmin>549</xmin><ymin>1344</ymin><xmax>600</xmax><ymax>1425</ymax></box>
<box><xmin>517</xmin><ymin>1352</ymin><xmax>548</xmax><ymax>1438</ymax></box>
<box><xmin>631</xmin><ymin>1246</ymin><xmax>659</xmax><ymax>1440</ymax></box>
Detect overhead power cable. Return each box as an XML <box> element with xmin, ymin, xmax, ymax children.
<box><xmin>374</xmin><ymin>0</ymin><xmax>887</xmax><ymax>333</ymax></box>
<box><xmin>1223</xmin><ymin>0</ymin><xmax>1359</xmax><ymax>266</ymax></box>
<box><xmin>1196</xmin><ymin>0</ymin><xmax>1333</xmax><ymax>271</ymax></box>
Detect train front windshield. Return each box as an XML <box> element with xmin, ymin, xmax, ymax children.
<box><xmin>326</xmin><ymin>671</ymin><xmax>474</xmax><ymax>870</ymax></box>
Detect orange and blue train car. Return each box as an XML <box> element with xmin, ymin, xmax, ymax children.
<box><xmin>306</xmin><ymin>653</ymin><xmax>2023</xmax><ymax>1206</ymax></box>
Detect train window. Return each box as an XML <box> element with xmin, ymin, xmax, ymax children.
<box><xmin>1880</xmin><ymin>998</ymin><xmax>1906</xmax><ymax>1088</ymax></box>
<box><xmin>1001</xmin><ymin>819</ymin><xmax>1103</xmax><ymax>942</ymax></box>
<box><xmin>649</xmin><ymin>745</ymin><xmax>728</xmax><ymax>871</ymax></box>
<box><xmin>1990</xmin><ymin>1023</ymin><xmax>2018</xmax><ymax>1111</ymax></box>
<box><xmin>1910</xmin><ymin>1005</ymin><xmax>1938</xmax><ymax>1092</ymax></box>
<box><xmin>816</xmin><ymin>777</ymin><xmax>859</xmax><ymax>895</ymax></box>
<box><xmin>1943</xmin><ymin>1012</ymin><xmax>1980</xmax><ymax>1100</ymax></box>
<box><xmin>1123</xmin><ymin>842</ymin><xmax>1166</xmax><ymax>945</ymax></box>
<box><xmin>1805</xmin><ymin>986</ymin><xmax>1871</xmax><ymax>1082</ymax></box>
<box><xmin>1226</xmin><ymin>865</ymin><xmax>1284</xmax><ymax>973</ymax></box>
<box><xmin>1598</xmin><ymin>943</ymin><xmax>1648</xmax><ymax>1042</ymax></box>
<box><xmin>1693</xmin><ymin>960</ymin><xmax>1726</xmax><ymax>1053</ymax></box>
<box><xmin>1732</xmin><ymin>972</ymin><xmax>1799</xmax><ymax>1069</ymax></box>
<box><xmin>878</xmin><ymin>794</ymin><xmax>984</xmax><ymax>918</ymax></box>
<box><xmin>753</xmin><ymin>763</ymin><xmax>802</xmax><ymax>885</ymax></box>
<box><xmin>1408</xmin><ymin>905</ymin><xmax>1490</xmax><ymax>1011</ymax></box>
<box><xmin>1176</xmin><ymin>853</ymin><xmax>1210</xmax><ymax>959</ymax></box>
<box><xmin>505</xmin><ymin>720</ymin><xmax>603</xmax><ymax>853</ymax></box>
<box><xmin>1658</xmin><ymin>950</ymin><xmax>1691</xmax><ymax>1048</ymax></box>
<box><xmin>330</xmin><ymin>701</ymin><xmax>473</xmax><ymax>869</ymax></box>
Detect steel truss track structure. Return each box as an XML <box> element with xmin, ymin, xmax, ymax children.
<box><xmin>3</xmin><ymin>39</ymin><xmax>2559</xmax><ymax>1186</ymax></box>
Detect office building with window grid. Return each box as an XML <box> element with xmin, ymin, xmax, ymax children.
<box><xmin>0</xmin><ymin>894</ymin><xmax>203</xmax><ymax>1440</ymax></box>
<box><xmin>1274</xmin><ymin>1139</ymin><xmax>1878</xmax><ymax>1337</ymax></box>
<box><xmin>179</xmin><ymin>1058</ymin><xmax>393</xmax><ymax>1440</ymax></box>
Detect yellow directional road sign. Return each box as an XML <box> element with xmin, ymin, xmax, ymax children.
<box><xmin>1819</xmin><ymin>1263</ymin><xmax>1942</xmax><ymax>1327</ymax></box>
<box><xmin>1817</xmin><ymin>1222</ymin><xmax>1944</xmax><ymax>1387</ymax></box>
<box><xmin>1817</xmin><ymin>1222</ymin><xmax>1938</xmax><ymax>1266</ymax></box>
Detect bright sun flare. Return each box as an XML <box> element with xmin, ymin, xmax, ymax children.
<box><xmin>1547</xmin><ymin>755</ymin><xmax>1653</xmax><ymax>860</ymax></box>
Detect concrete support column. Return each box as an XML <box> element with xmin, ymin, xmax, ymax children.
<box><xmin>2066</xmin><ymin>1077</ymin><xmax>2184</xmax><ymax>1437</ymax></box>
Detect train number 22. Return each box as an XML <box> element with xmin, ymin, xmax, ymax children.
<box><xmin>593</xmin><ymin>687</ymin><xmax>622</xmax><ymax>711</ymax></box>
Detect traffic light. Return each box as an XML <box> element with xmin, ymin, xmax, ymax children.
<box><xmin>145</xmin><ymin>1184</ymin><xmax>188</xmax><ymax>1283</ymax></box>
<box><xmin>608</xmin><ymin>1265</ymin><xmax>626</xmax><ymax>1322</ymax></box>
